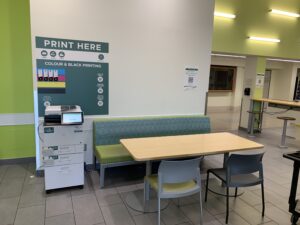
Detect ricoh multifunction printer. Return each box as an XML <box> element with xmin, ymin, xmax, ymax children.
<box><xmin>41</xmin><ymin>105</ymin><xmax>85</xmax><ymax>193</ymax></box>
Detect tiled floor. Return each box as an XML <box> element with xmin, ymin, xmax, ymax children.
<box><xmin>1</xmin><ymin>114</ymin><xmax>300</xmax><ymax>225</ymax></box>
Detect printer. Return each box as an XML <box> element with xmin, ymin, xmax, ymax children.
<box><xmin>44</xmin><ymin>105</ymin><xmax>84</xmax><ymax>125</ymax></box>
<box><xmin>42</xmin><ymin>105</ymin><xmax>85</xmax><ymax>193</ymax></box>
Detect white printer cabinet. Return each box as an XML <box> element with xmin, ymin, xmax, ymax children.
<box><xmin>42</xmin><ymin>125</ymin><xmax>85</xmax><ymax>192</ymax></box>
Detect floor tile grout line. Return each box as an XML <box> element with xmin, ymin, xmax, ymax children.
<box><xmin>12</xmin><ymin>163</ymin><xmax>30</xmax><ymax>225</ymax></box>
<box><xmin>179</xmin><ymin>201</ymin><xmax>207</xmax><ymax>225</ymax></box>
<box><xmin>44</xmin><ymin>192</ymin><xmax>46</xmax><ymax>225</ymax></box>
<box><xmin>91</xmin><ymin>173</ymin><xmax>110</xmax><ymax>225</ymax></box>
<box><xmin>0</xmin><ymin>165</ymin><xmax>8</xmax><ymax>185</ymax></box>
<box><xmin>70</xmin><ymin>191</ymin><xmax>77</xmax><ymax>225</ymax></box>
<box><xmin>118</xmin><ymin>189</ymin><xmax>138</xmax><ymax>225</ymax></box>
<box><xmin>229</xmin><ymin>196</ymin><xmax>272</xmax><ymax>225</ymax></box>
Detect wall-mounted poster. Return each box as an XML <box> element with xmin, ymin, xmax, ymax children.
<box><xmin>256</xmin><ymin>73</ymin><xmax>264</xmax><ymax>88</ymax></box>
<box><xmin>184</xmin><ymin>67</ymin><xmax>199</xmax><ymax>89</ymax></box>
<box><xmin>35</xmin><ymin>36</ymin><xmax>109</xmax><ymax>116</ymax></box>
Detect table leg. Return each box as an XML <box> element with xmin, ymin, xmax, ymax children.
<box><xmin>222</xmin><ymin>153</ymin><xmax>229</xmax><ymax>187</ymax></box>
<box><xmin>259</xmin><ymin>101</ymin><xmax>264</xmax><ymax>132</ymax></box>
<box><xmin>145</xmin><ymin>161</ymin><xmax>152</xmax><ymax>201</ymax></box>
<box><xmin>248</xmin><ymin>100</ymin><xmax>255</xmax><ymax>133</ymax></box>
<box><xmin>223</xmin><ymin>153</ymin><xmax>229</xmax><ymax>168</ymax></box>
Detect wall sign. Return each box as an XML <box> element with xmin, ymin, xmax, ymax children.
<box><xmin>256</xmin><ymin>73</ymin><xmax>264</xmax><ymax>88</ymax></box>
<box><xmin>35</xmin><ymin>36</ymin><xmax>109</xmax><ymax>116</ymax></box>
<box><xmin>184</xmin><ymin>67</ymin><xmax>199</xmax><ymax>89</ymax></box>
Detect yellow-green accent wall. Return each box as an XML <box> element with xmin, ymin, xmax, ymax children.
<box><xmin>0</xmin><ymin>125</ymin><xmax>35</xmax><ymax>159</ymax></box>
<box><xmin>253</xmin><ymin>57</ymin><xmax>266</xmax><ymax>99</ymax></box>
<box><xmin>0</xmin><ymin>0</ymin><xmax>35</xmax><ymax>159</ymax></box>
<box><xmin>213</xmin><ymin>0</ymin><xmax>300</xmax><ymax>59</ymax></box>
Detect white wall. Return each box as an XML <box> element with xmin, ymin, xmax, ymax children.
<box><xmin>30</xmin><ymin>0</ymin><xmax>215</xmax><ymax>165</ymax></box>
<box><xmin>30</xmin><ymin>0</ymin><xmax>214</xmax><ymax>117</ymax></box>
<box><xmin>263</xmin><ymin>62</ymin><xmax>300</xmax><ymax>126</ymax></box>
<box><xmin>268</xmin><ymin>62</ymin><xmax>299</xmax><ymax>101</ymax></box>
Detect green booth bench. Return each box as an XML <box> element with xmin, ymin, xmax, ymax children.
<box><xmin>93</xmin><ymin>115</ymin><xmax>211</xmax><ymax>188</ymax></box>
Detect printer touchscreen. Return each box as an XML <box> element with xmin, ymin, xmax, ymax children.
<box><xmin>62</xmin><ymin>113</ymin><xmax>83</xmax><ymax>125</ymax></box>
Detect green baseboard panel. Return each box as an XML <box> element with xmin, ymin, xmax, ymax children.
<box><xmin>0</xmin><ymin>125</ymin><xmax>35</xmax><ymax>159</ymax></box>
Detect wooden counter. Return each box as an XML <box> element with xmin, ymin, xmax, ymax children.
<box><xmin>252</xmin><ymin>98</ymin><xmax>300</xmax><ymax>108</ymax></box>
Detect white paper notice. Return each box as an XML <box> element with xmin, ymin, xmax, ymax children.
<box><xmin>184</xmin><ymin>67</ymin><xmax>198</xmax><ymax>89</ymax></box>
<box><xmin>256</xmin><ymin>74</ymin><xmax>264</xmax><ymax>87</ymax></box>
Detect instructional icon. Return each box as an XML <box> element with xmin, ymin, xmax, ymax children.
<box><xmin>98</xmin><ymin>88</ymin><xmax>103</xmax><ymax>94</ymax></box>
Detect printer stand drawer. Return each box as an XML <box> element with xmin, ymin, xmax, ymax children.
<box><xmin>45</xmin><ymin>163</ymin><xmax>84</xmax><ymax>191</ymax></box>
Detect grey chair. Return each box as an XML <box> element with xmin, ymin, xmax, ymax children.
<box><xmin>205</xmin><ymin>153</ymin><xmax>265</xmax><ymax>224</ymax></box>
<box><xmin>144</xmin><ymin>157</ymin><xmax>203</xmax><ymax>225</ymax></box>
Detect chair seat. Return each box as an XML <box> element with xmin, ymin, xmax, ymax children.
<box><xmin>146</xmin><ymin>175</ymin><xmax>198</xmax><ymax>193</ymax></box>
<box><xmin>277</xmin><ymin>116</ymin><xmax>296</xmax><ymax>121</ymax></box>
<box><xmin>208</xmin><ymin>168</ymin><xmax>262</xmax><ymax>187</ymax></box>
<box><xmin>95</xmin><ymin>144</ymin><xmax>133</xmax><ymax>164</ymax></box>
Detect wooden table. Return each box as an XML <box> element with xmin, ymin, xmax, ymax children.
<box><xmin>252</xmin><ymin>98</ymin><xmax>300</xmax><ymax>109</ymax></box>
<box><xmin>121</xmin><ymin>132</ymin><xmax>264</xmax><ymax>205</ymax></box>
<box><xmin>121</xmin><ymin>132</ymin><xmax>263</xmax><ymax>161</ymax></box>
<box><xmin>249</xmin><ymin>98</ymin><xmax>300</xmax><ymax>134</ymax></box>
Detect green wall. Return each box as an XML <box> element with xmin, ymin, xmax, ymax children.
<box><xmin>213</xmin><ymin>0</ymin><xmax>300</xmax><ymax>59</ymax></box>
<box><xmin>0</xmin><ymin>0</ymin><xmax>35</xmax><ymax>159</ymax></box>
<box><xmin>0</xmin><ymin>125</ymin><xmax>35</xmax><ymax>159</ymax></box>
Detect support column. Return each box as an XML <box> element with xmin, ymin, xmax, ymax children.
<box><xmin>239</xmin><ymin>56</ymin><xmax>266</xmax><ymax>131</ymax></box>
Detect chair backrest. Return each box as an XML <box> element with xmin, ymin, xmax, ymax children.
<box><xmin>158</xmin><ymin>157</ymin><xmax>202</xmax><ymax>184</ymax></box>
<box><xmin>227</xmin><ymin>153</ymin><xmax>264</xmax><ymax>177</ymax></box>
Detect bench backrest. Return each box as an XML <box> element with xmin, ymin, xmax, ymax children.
<box><xmin>93</xmin><ymin>115</ymin><xmax>210</xmax><ymax>146</ymax></box>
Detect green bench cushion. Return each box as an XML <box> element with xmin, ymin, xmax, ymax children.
<box><xmin>94</xmin><ymin>115</ymin><xmax>211</xmax><ymax>146</ymax></box>
<box><xmin>95</xmin><ymin>144</ymin><xmax>133</xmax><ymax>164</ymax></box>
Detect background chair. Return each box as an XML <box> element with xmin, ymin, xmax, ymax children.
<box><xmin>205</xmin><ymin>153</ymin><xmax>265</xmax><ymax>224</ymax></box>
<box><xmin>144</xmin><ymin>157</ymin><xmax>203</xmax><ymax>225</ymax></box>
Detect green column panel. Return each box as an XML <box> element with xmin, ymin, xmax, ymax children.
<box><xmin>253</xmin><ymin>57</ymin><xmax>266</xmax><ymax>99</ymax></box>
<box><xmin>0</xmin><ymin>0</ymin><xmax>33</xmax><ymax>114</ymax></box>
<box><xmin>0</xmin><ymin>125</ymin><xmax>36</xmax><ymax>159</ymax></box>
<box><xmin>253</xmin><ymin>57</ymin><xmax>266</xmax><ymax>131</ymax></box>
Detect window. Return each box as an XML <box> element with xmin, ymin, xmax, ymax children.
<box><xmin>209</xmin><ymin>66</ymin><xmax>236</xmax><ymax>91</ymax></box>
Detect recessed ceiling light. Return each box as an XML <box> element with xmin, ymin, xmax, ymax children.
<box><xmin>267</xmin><ymin>58</ymin><xmax>300</xmax><ymax>63</ymax></box>
<box><xmin>248</xmin><ymin>36</ymin><xmax>280</xmax><ymax>43</ymax></box>
<box><xmin>270</xmin><ymin>9</ymin><xmax>300</xmax><ymax>18</ymax></box>
<box><xmin>214</xmin><ymin>12</ymin><xmax>236</xmax><ymax>19</ymax></box>
<box><xmin>211</xmin><ymin>53</ymin><xmax>246</xmax><ymax>59</ymax></box>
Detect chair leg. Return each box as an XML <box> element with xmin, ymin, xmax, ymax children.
<box><xmin>100</xmin><ymin>165</ymin><xmax>105</xmax><ymax>188</ymax></box>
<box><xmin>205</xmin><ymin>171</ymin><xmax>210</xmax><ymax>202</ymax></box>
<box><xmin>235</xmin><ymin>187</ymin><xmax>238</xmax><ymax>197</ymax></box>
<box><xmin>144</xmin><ymin>180</ymin><xmax>150</xmax><ymax>201</ymax></box>
<box><xmin>226</xmin><ymin>187</ymin><xmax>229</xmax><ymax>224</ymax></box>
<box><xmin>93</xmin><ymin>156</ymin><xmax>96</xmax><ymax>170</ymax></box>
<box><xmin>261</xmin><ymin>182</ymin><xmax>265</xmax><ymax>217</ymax></box>
<box><xmin>143</xmin><ymin>179</ymin><xmax>150</xmax><ymax>211</ymax></box>
<box><xmin>199</xmin><ymin>190</ymin><xmax>204</xmax><ymax>225</ymax></box>
<box><xmin>158</xmin><ymin>197</ymin><xmax>161</xmax><ymax>225</ymax></box>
